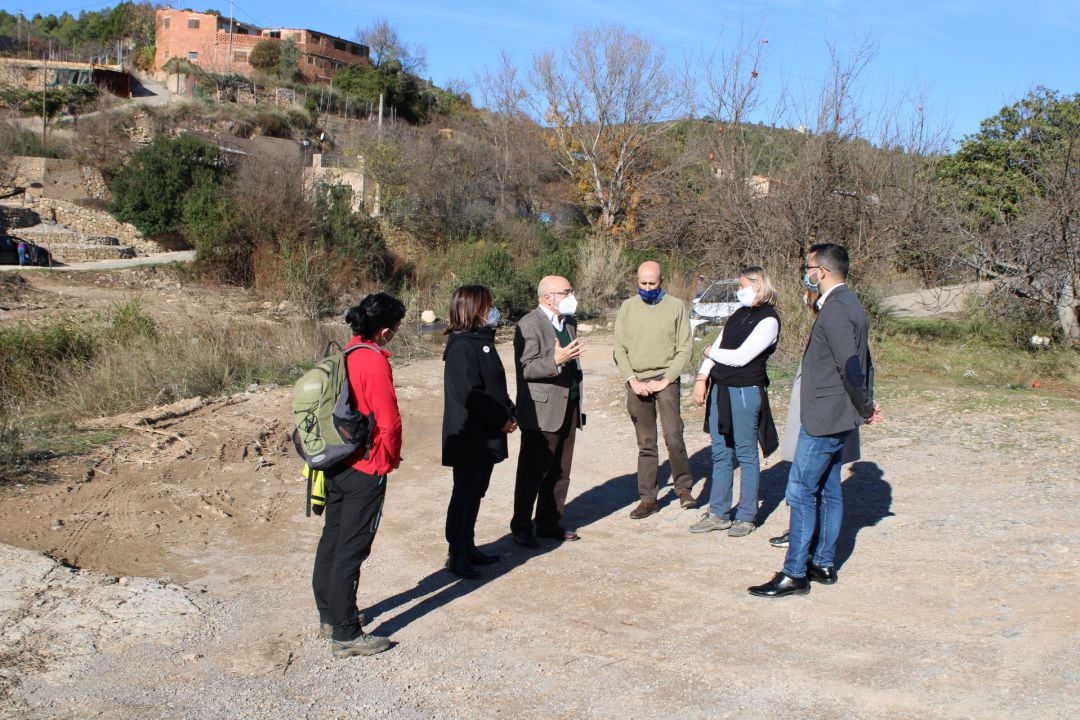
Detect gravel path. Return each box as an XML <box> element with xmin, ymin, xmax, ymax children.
<box><xmin>1</xmin><ymin>330</ymin><xmax>1077</xmax><ymax>719</ymax></box>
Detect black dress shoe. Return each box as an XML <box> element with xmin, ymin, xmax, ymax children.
<box><xmin>536</xmin><ymin>526</ymin><xmax>581</xmax><ymax>541</ymax></box>
<box><xmin>513</xmin><ymin>531</ymin><xmax>539</xmax><ymax>549</ymax></box>
<box><xmin>807</xmin><ymin>564</ymin><xmax>837</xmax><ymax>585</ymax></box>
<box><xmin>769</xmin><ymin>531</ymin><xmax>790</xmax><ymax>548</ymax></box>
<box><xmin>467</xmin><ymin>546</ymin><xmax>500</xmax><ymax>565</ymax></box>
<box><xmin>445</xmin><ymin>551</ymin><xmax>481</xmax><ymax>579</ymax></box>
<box><xmin>748</xmin><ymin>571</ymin><xmax>810</xmax><ymax>598</ymax></box>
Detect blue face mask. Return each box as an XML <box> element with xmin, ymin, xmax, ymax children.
<box><xmin>485</xmin><ymin>307</ymin><xmax>500</xmax><ymax>327</ymax></box>
<box><xmin>802</xmin><ymin>273</ymin><xmax>819</xmax><ymax>293</ymax></box>
<box><xmin>638</xmin><ymin>287</ymin><xmax>662</xmax><ymax>304</ymax></box>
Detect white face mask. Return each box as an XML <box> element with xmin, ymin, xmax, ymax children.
<box><xmin>736</xmin><ymin>286</ymin><xmax>756</xmax><ymax>308</ymax></box>
<box><xmin>485</xmin><ymin>307</ymin><xmax>500</xmax><ymax>327</ymax></box>
<box><xmin>557</xmin><ymin>294</ymin><xmax>578</xmax><ymax>316</ymax></box>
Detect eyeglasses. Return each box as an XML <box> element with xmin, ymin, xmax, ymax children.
<box><xmin>801</xmin><ymin>265</ymin><xmax>827</xmax><ymax>272</ymax></box>
<box><xmin>549</xmin><ymin>289</ymin><xmax>574</xmax><ymax>297</ymax></box>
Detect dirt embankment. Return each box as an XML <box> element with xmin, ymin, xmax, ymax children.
<box><xmin>1</xmin><ymin>270</ymin><xmax>1078</xmax><ymax>719</ymax></box>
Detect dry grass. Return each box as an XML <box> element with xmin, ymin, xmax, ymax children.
<box><xmin>576</xmin><ymin>235</ymin><xmax>631</xmax><ymax>317</ymax></box>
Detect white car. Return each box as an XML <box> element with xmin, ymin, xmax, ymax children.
<box><xmin>690</xmin><ymin>280</ymin><xmax>740</xmax><ymax>332</ymax></box>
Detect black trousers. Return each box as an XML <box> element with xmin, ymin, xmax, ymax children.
<box><xmin>312</xmin><ymin>466</ymin><xmax>386</xmax><ymax>642</ymax></box>
<box><xmin>445</xmin><ymin>462</ymin><xmax>494</xmax><ymax>551</ymax></box>
<box><xmin>511</xmin><ymin>400</ymin><xmax>578</xmax><ymax>535</ymax></box>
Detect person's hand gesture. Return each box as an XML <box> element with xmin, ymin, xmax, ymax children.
<box><xmin>554</xmin><ymin>338</ymin><xmax>583</xmax><ymax>366</ymax></box>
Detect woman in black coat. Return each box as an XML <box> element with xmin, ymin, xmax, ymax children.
<box><xmin>442</xmin><ymin>285</ymin><xmax>517</xmax><ymax>579</ymax></box>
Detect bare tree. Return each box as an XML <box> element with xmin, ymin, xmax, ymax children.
<box><xmin>355</xmin><ymin>18</ymin><xmax>427</xmax><ymax>74</ymax></box>
<box><xmin>530</xmin><ymin>25</ymin><xmax>682</xmax><ymax>234</ymax></box>
<box><xmin>476</xmin><ymin>52</ymin><xmax>551</xmax><ymax>220</ymax></box>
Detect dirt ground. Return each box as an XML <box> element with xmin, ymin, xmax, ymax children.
<box><xmin>1</xmin><ymin>269</ymin><xmax>1078</xmax><ymax>719</ymax></box>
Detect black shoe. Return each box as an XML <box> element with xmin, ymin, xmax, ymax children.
<box><xmin>445</xmin><ymin>551</ymin><xmax>480</xmax><ymax>579</ymax></box>
<box><xmin>807</xmin><ymin>563</ymin><xmax>837</xmax><ymax>585</ymax></box>
<box><xmin>748</xmin><ymin>572</ymin><xmax>809</xmax><ymax>598</ymax></box>
<box><xmin>536</xmin><ymin>526</ymin><xmax>581</xmax><ymax>541</ymax></box>
<box><xmin>769</xmin><ymin>531</ymin><xmax>790</xmax><ymax>548</ymax></box>
<box><xmin>513</xmin><ymin>531</ymin><xmax>539</xmax><ymax>549</ymax></box>
<box><xmin>467</xmin><ymin>546</ymin><xmax>500</xmax><ymax>565</ymax></box>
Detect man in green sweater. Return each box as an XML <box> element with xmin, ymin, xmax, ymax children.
<box><xmin>614</xmin><ymin>261</ymin><xmax>696</xmax><ymax>519</ymax></box>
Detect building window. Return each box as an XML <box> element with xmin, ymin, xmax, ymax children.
<box><xmin>188</xmin><ymin>51</ymin><xmax>198</xmax><ymax>61</ymax></box>
<box><xmin>349</xmin><ymin>45</ymin><xmax>362</xmax><ymax>56</ymax></box>
<box><xmin>333</xmin><ymin>40</ymin><xmax>345</xmax><ymax>51</ymax></box>
<box><xmin>163</xmin><ymin>17</ymin><xmax>170</xmax><ymax>29</ymax></box>
<box><xmin>187</xmin><ymin>19</ymin><xmax>200</xmax><ymax>29</ymax></box>
<box><xmin>306</xmin><ymin>56</ymin><xmax>314</xmax><ymax>65</ymax></box>
<box><xmin>269</xmin><ymin>30</ymin><xmax>280</xmax><ymax>39</ymax></box>
<box><xmin>233</xmin><ymin>51</ymin><xmax>248</xmax><ymax>62</ymax></box>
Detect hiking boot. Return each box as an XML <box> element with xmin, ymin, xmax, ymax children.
<box><xmin>320</xmin><ymin>612</ymin><xmax>367</xmax><ymax>639</ymax></box>
<box><xmin>688</xmin><ymin>512</ymin><xmax>732</xmax><ymax>533</ymax></box>
<box><xmin>331</xmin><ymin>632</ymin><xmax>390</xmax><ymax>658</ymax></box>
<box><xmin>629</xmin><ymin>501</ymin><xmax>659</xmax><ymax>519</ymax></box>
<box><xmin>769</xmin><ymin>531</ymin><xmax>790</xmax><ymax>548</ymax></box>
<box><xmin>677</xmin><ymin>490</ymin><xmax>698</xmax><ymax>509</ymax></box>
<box><xmin>728</xmin><ymin>520</ymin><xmax>756</xmax><ymax>537</ymax></box>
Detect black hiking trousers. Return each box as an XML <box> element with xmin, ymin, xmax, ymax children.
<box><xmin>312</xmin><ymin>466</ymin><xmax>386</xmax><ymax>642</ymax></box>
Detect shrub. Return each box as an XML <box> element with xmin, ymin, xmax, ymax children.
<box><xmin>110</xmin><ymin>135</ymin><xmax>229</xmax><ymax>237</ymax></box>
<box><xmin>574</xmin><ymin>235</ymin><xmax>630</xmax><ymax>317</ymax></box>
<box><xmin>254</xmin><ymin>110</ymin><xmax>291</xmax><ymax>138</ymax></box>
<box><xmin>457</xmin><ymin>244</ymin><xmax>534</xmax><ymax>318</ymax></box>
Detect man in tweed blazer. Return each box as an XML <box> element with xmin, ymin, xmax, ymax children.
<box><xmin>510</xmin><ymin>276</ymin><xmax>585</xmax><ymax>547</ymax></box>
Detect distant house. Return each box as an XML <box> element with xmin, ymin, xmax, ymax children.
<box><xmin>153</xmin><ymin>9</ymin><xmax>369</xmax><ymax>84</ymax></box>
<box><xmin>0</xmin><ymin>58</ymin><xmax>131</xmax><ymax>97</ymax></box>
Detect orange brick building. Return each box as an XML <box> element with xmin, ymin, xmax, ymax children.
<box><xmin>153</xmin><ymin>9</ymin><xmax>369</xmax><ymax>83</ymax></box>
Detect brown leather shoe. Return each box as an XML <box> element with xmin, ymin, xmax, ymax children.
<box><xmin>629</xmin><ymin>501</ymin><xmax>659</xmax><ymax>519</ymax></box>
<box><xmin>677</xmin><ymin>490</ymin><xmax>697</xmax><ymax>509</ymax></box>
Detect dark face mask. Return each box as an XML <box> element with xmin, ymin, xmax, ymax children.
<box><xmin>638</xmin><ymin>287</ymin><xmax>662</xmax><ymax>304</ymax></box>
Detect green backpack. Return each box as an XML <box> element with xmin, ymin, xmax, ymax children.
<box><xmin>292</xmin><ymin>342</ymin><xmax>378</xmax><ymax>472</ymax></box>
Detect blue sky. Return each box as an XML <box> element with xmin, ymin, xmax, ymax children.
<box><xmin>26</xmin><ymin>0</ymin><xmax>1080</xmax><ymax>147</ymax></box>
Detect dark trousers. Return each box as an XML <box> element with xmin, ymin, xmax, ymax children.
<box><xmin>445</xmin><ymin>462</ymin><xmax>494</xmax><ymax>551</ymax></box>
<box><xmin>511</xmin><ymin>400</ymin><xmax>578</xmax><ymax>534</ymax></box>
<box><xmin>312</xmin><ymin>466</ymin><xmax>387</xmax><ymax>642</ymax></box>
<box><xmin>626</xmin><ymin>381</ymin><xmax>693</xmax><ymax>502</ymax></box>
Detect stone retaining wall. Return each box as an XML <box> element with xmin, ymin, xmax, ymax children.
<box><xmin>44</xmin><ymin>244</ymin><xmax>137</xmax><ymax>262</ymax></box>
<box><xmin>19</xmin><ymin>197</ymin><xmax>163</xmax><ymax>254</ymax></box>
<box><xmin>81</xmin><ymin>167</ymin><xmax>112</xmax><ymax>202</ymax></box>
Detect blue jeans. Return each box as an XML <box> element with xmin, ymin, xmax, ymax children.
<box><xmin>706</xmin><ymin>384</ymin><xmax>761</xmax><ymax>522</ymax></box>
<box><xmin>782</xmin><ymin>427</ymin><xmax>849</xmax><ymax>577</ymax></box>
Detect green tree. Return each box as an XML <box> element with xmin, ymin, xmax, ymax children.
<box><xmin>277</xmin><ymin>38</ymin><xmax>300</xmax><ymax>79</ymax></box>
<box><xmin>248</xmin><ymin>39</ymin><xmax>280</xmax><ymax>73</ymax></box>
<box><xmin>110</xmin><ymin>135</ymin><xmax>229</xmax><ymax>238</ymax></box>
<box><xmin>937</xmin><ymin>87</ymin><xmax>1080</xmax><ymax>342</ymax></box>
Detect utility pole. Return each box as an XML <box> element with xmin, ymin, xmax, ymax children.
<box><xmin>227</xmin><ymin>0</ymin><xmax>235</xmax><ymax>71</ymax></box>
<box><xmin>41</xmin><ymin>50</ymin><xmax>47</xmax><ymax>153</ymax></box>
<box><xmin>373</xmin><ymin>93</ymin><xmax>383</xmax><ymax>217</ymax></box>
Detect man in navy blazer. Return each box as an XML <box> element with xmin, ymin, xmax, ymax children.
<box><xmin>749</xmin><ymin>243</ymin><xmax>882</xmax><ymax>598</ymax></box>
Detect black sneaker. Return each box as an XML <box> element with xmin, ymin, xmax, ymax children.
<box><xmin>769</xmin><ymin>531</ymin><xmax>789</xmax><ymax>548</ymax></box>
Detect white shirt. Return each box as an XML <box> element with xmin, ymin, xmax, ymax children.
<box><xmin>539</xmin><ymin>304</ymin><xmax>564</xmax><ymax>332</ymax></box>
<box><xmin>816</xmin><ymin>282</ymin><xmax>846</xmax><ymax>309</ymax></box>
<box><xmin>698</xmin><ymin>316</ymin><xmax>780</xmax><ymax>376</ymax></box>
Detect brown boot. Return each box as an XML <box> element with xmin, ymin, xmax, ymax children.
<box><xmin>677</xmin><ymin>490</ymin><xmax>697</xmax><ymax>509</ymax></box>
<box><xmin>629</xmin><ymin>501</ymin><xmax>659</xmax><ymax>519</ymax></box>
